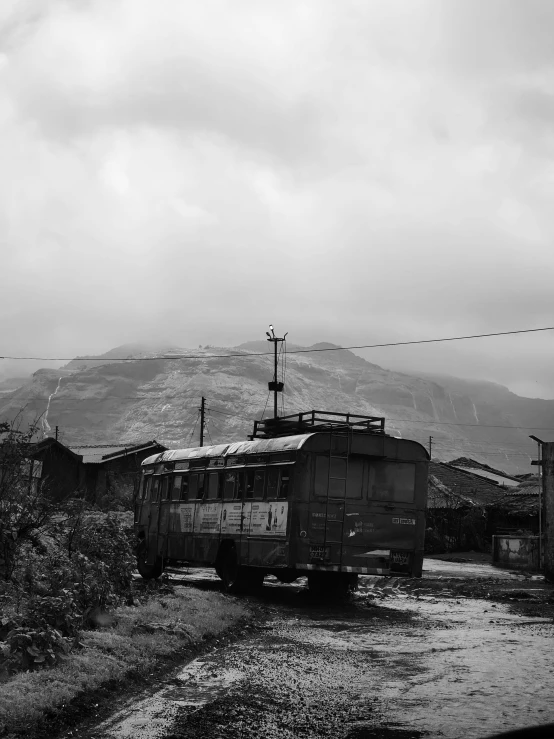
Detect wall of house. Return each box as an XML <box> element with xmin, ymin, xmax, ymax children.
<box><xmin>492</xmin><ymin>535</ymin><xmax>540</xmax><ymax>571</ymax></box>
<box><xmin>35</xmin><ymin>445</ymin><xmax>82</xmax><ymax>500</ymax></box>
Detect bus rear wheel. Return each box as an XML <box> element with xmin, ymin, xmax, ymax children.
<box><xmin>136</xmin><ymin>542</ymin><xmax>164</xmax><ymax>580</ymax></box>
<box><xmin>307</xmin><ymin>572</ymin><xmax>358</xmax><ymax>599</ymax></box>
<box><xmin>217</xmin><ymin>545</ymin><xmax>264</xmax><ymax>594</ymax></box>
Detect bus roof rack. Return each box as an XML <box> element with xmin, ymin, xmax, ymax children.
<box><xmin>250</xmin><ymin>410</ymin><xmax>386</xmax><ymax>439</ymax></box>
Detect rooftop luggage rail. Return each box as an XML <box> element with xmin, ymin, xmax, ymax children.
<box><xmin>251</xmin><ymin>410</ymin><xmax>386</xmax><ymax>439</ymax></box>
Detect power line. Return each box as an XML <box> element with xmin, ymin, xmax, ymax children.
<box><xmin>388</xmin><ymin>418</ymin><xmax>554</xmax><ymax>431</ymax></box>
<box><xmin>2</xmin><ymin>325</ymin><xmax>554</xmax><ymax>362</ymax></box>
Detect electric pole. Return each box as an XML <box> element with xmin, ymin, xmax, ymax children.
<box><xmin>265</xmin><ymin>325</ymin><xmax>287</xmax><ymax>419</ymax></box>
<box><xmin>429</xmin><ymin>436</ymin><xmax>433</xmax><ymax>458</ymax></box>
<box><xmin>199</xmin><ymin>396</ymin><xmax>205</xmax><ymax>447</ymax></box>
<box><xmin>55</xmin><ymin>426</ymin><xmax>59</xmax><ymax>442</ymax></box>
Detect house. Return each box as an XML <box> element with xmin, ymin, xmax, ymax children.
<box><xmin>70</xmin><ymin>440</ymin><xmax>167</xmax><ymax>503</ymax></box>
<box><xmin>0</xmin><ymin>435</ymin><xmax>84</xmax><ymax>501</ymax></box>
<box><xmin>426</xmin><ymin>461</ymin><xmax>510</xmax><ymax>553</ymax></box>
<box><xmin>488</xmin><ymin>479</ymin><xmax>540</xmax><ymax>536</ymax></box>
<box><xmin>28</xmin><ymin>437</ymin><xmax>84</xmax><ymax>499</ymax></box>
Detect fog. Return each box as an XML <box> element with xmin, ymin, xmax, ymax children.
<box><xmin>1</xmin><ymin>0</ymin><xmax>553</xmax><ymax>396</ymax></box>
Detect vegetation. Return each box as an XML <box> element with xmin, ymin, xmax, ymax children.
<box><xmin>0</xmin><ymin>420</ymin><xmax>249</xmax><ymax>737</ymax></box>
<box><xmin>0</xmin><ymin>585</ymin><xmax>247</xmax><ymax>737</ymax></box>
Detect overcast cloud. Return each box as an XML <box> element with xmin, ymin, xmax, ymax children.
<box><xmin>1</xmin><ymin>0</ymin><xmax>554</xmax><ymax>396</ymax></box>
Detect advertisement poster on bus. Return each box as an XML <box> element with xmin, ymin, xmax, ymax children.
<box><xmin>221</xmin><ymin>503</ymin><xmax>243</xmax><ymax>534</ymax></box>
<box><xmin>178</xmin><ymin>504</ymin><xmax>195</xmax><ymax>533</ymax></box>
<box><xmin>247</xmin><ymin>502</ymin><xmax>288</xmax><ymax>537</ymax></box>
<box><xmin>194</xmin><ymin>503</ymin><xmax>221</xmax><ymax>534</ymax></box>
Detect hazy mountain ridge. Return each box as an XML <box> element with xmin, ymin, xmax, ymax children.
<box><xmin>0</xmin><ymin>342</ymin><xmax>552</xmax><ymax>473</ymax></box>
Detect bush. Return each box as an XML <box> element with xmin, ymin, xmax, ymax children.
<box><xmin>1</xmin><ymin>513</ymin><xmax>136</xmax><ymax>677</ymax></box>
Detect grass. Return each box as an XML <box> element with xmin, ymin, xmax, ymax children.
<box><xmin>0</xmin><ymin>587</ymin><xmax>248</xmax><ymax>738</ymax></box>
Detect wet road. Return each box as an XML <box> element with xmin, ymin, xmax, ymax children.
<box><xmin>86</xmin><ymin>560</ymin><xmax>554</xmax><ymax>739</ymax></box>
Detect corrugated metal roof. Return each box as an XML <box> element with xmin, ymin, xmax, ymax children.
<box><xmin>71</xmin><ymin>446</ymin><xmax>126</xmax><ymax>464</ymax></box>
<box><xmin>142</xmin><ymin>434</ymin><xmax>314</xmax><ymax>466</ymax></box>
<box><xmin>71</xmin><ymin>441</ymin><xmax>166</xmax><ymax>465</ymax></box>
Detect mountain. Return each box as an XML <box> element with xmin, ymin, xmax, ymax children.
<box><xmin>0</xmin><ymin>342</ymin><xmax>552</xmax><ymax>473</ymax></box>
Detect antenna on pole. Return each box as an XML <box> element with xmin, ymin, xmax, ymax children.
<box><xmin>265</xmin><ymin>325</ymin><xmax>287</xmax><ymax>419</ymax></box>
<box><xmin>199</xmin><ymin>396</ymin><xmax>205</xmax><ymax>447</ymax></box>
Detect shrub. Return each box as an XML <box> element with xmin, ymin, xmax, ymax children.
<box><xmin>1</xmin><ymin>512</ymin><xmax>136</xmax><ymax>677</ymax></box>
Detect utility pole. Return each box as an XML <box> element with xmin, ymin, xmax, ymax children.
<box><xmin>529</xmin><ymin>434</ymin><xmax>544</xmax><ymax>580</ymax></box>
<box><xmin>541</xmin><ymin>442</ymin><xmax>554</xmax><ymax>581</ymax></box>
<box><xmin>265</xmin><ymin>325</ymin><xmax>287</xmax><ymax>419</ymax></box>
<box><xmin>55</xmin><ymin>426</ymin><xmax>59</xmax><ymax>442</ymax></box>
<box><xmin>428</xmin><ymin>436</ymin><xmax>433</xmax><ymax>459</ymax></box>
<box><xmin>199</xmin><ymin>396</ymin><xmax>205</xmax><ymax>447</ymax></box>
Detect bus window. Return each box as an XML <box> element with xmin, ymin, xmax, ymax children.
<box><xmin>206</xmin><ymin>472</ymin><xmax>220</xmax><ymax>499</ymax></box>
<box><xmin>278</xmin><ymin>470</ymin><xmax>290</xmax><ymax>499</ymax></box>
<box><xmin>180</xmin><ymin>475</ymin><xmax>189</xmax><ymax>501</ymax></box>
<box><xmin>161</xmin><ymin>476</ymin><xmax>171</xmax><ymax>501</ymax></box>
<box><xmin>314</xmin><ymin>456</ymin><xmax>346</xmax><ymax>497</ymax></box>
<box><xmin>224</xmin><ymin>471</ymin><xmax>236</xmax><ymax>500</ymax></box>
<box><xmin>237</xmin><ymin>472</ymin><xmax>246</xmax><ymax>500</ymax></box>
<box><xmin>151</xmin><ymin>477</ymin><xmax>160</xmax><ymax>502</ymax></box>
<box><xmin>346</xmin><ymin>458</ymin><xmax>364</xmax><ymax>499</ymax></box>
<box><xmin>189</xmin><ymin>473</ymin><xmax>205</xmax><ymax>499</ymax></box>
<box><xmin>253</xmin><ymin>469</ymin><xmax>265</xmax><ymax>497</ymax></box>
<box><xmin>171</xmin><ymin>475</ymin><xmax>182</xmax><ymax>501</ymax></box>
<box><xmin>142</xmin><ymin>476</ymin><xmax>152</xmax><ymax>500</ymax></box>
<box><xmin>245</xmin><ymin>469</ymin><xmax>255</xmax><ymax>499</ymax></box>
<box><xmin>368</xmin><ymin>462</ymin><xmax>415</xmax><ymax>503</ymax></box>
<box><xmin>266</xmin><ymin>467</ymin><xmax>279</xmax><ymax>498</ymax></box>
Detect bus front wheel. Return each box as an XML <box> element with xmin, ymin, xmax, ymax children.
<box><xmin>136</xmin><ymin>542</ymin><xmax>164</xmax><ymax>580</ymax></box>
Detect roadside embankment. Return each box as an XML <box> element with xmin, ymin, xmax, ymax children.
<box><xmin>0</xmin><ymin>584</ymin><xmax>249</xmax><ymax>739</ymax></box>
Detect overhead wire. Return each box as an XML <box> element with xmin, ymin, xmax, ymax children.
<box><xmin>2</xmin><ymin>324</ymin><xmax>554</xmax><ymax>362</ymax></box>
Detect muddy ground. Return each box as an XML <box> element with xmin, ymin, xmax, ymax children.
<box><xmin>67</xmin><ymin>556</ymin><xmax>554</xmax><ymax>739</ymax></box>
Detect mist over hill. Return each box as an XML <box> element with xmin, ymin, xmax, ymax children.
<box><xmin>1</xmin><ymin>341</ymin><xmax>552</xmax><ymax>473</ymax></box>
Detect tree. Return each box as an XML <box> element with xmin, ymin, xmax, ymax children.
<box><xmin>0</xmin><ymin>420</ymin><xmax>60</xmax><ymax>580</ymax></box>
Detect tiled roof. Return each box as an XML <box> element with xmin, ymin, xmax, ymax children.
<box><xmin>450</xmin><ymin>466</ymin><xmax>520</xmax><ymax>487</ymax></box>
<box><xmin>448</xmin><ymin>457</ymin><xmax>520</xmax><ymax>485</ymax></box>
<box><xmin>428</xmin><ymin>461</ymin><xmax>507</xmax><ymax>508</ymax></box>
<box><xmin>492</xmin><ymin>490</ymin><xmax>539</xmax><ymax>516</ymax></box>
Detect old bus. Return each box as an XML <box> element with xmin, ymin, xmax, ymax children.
<box><xmin>134</xmin><ymin>412</ymin><xmax>429</xmax><ymax>593</ymax></box>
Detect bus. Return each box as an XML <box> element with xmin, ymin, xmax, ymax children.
<box><xmin>134</xmin><ymin>411</ymin><xmax>429</xmax><ymax>593</ymax></box>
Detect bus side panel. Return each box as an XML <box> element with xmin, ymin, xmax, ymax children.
<box><xmin>243</xmin><ymin>499</ymin><xmax>291</xmax><ymax>567</ymax></box>
<box><xmin>246</xmin><ymin>538</ymin><xmax>288</xmax><ymax>567</ymax></box>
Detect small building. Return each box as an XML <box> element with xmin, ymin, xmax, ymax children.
<box><xmin>488</xmin><ymin>481</ymin><xmax>540</xmax><ymax>536</ymax></box>
<box><xmin>27</xmin><ymin>437</ymin><xmax>83</xmax><ymax>500</ymax></box>
<box><xmin>426</xmin><ymin>461</ymin><xmax>509</xmax><ymax>553</ymax></box>
<box><xmin>70</xmin><ymin>440</ymin><xmax>167</xmax><ymax>504</ymax></box>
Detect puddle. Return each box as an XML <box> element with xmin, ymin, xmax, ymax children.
<box><xmin>93</xmin><ymin>656</ymin><xmax>243</xmax><ymax>739</ymax></box>
<box><xmin>94</xmin><ymin>560</ymin><xmax>554</xmax><ymax>739</ymax></box>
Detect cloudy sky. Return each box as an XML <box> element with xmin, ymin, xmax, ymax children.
<box><xmin>1</xmin><ymin>0</ymin><xmax>554</xmax><ymax>396</ymax></box>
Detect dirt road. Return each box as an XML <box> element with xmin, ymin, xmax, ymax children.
<box><xmin>80</xmin><ymin>559</ymin><xmax>554</xmax><ymax>739</ymax></box>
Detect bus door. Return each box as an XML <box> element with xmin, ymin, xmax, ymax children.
<box><xmin>135</xmin><ymin>470</ymin><xmax>152</xmax><ymax>530</ymax></box>
<box><xmin>145</xmin><ymin>468</ymin><xmax>163</xmax><ymax>563</ymax></box>
<box><xmin>156</xmin><ymin>471</ymin><xmax>173</xmax><ymax>560</ymax></box>
<box><xmin>245</xmin><ymin>464</ymin><xmax>289</xmax><ymax>566</ymax></box>
<box><xmin>221</xmin><ymin>467</ymin><xmax>246</xmax><ymax>546</ymax></box>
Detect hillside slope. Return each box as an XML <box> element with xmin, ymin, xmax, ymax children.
<box><xmin>1</xmin><ymin>342</ymin><xmax>552</xmax><ymax>473</ymax></box>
